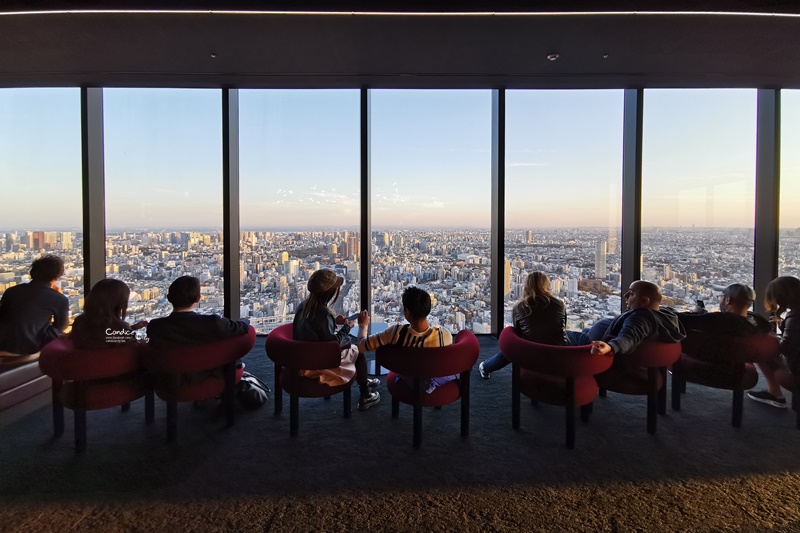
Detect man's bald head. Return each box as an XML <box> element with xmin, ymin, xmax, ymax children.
<box><xmin>625</xmin><ymin>280</ymin><xmax>662</xmax><ymax>311</ymax></box>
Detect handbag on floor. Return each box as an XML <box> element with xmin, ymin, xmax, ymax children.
<box><xmin>237</xmin><ymin>371</ymin><xmax>271</xmax><ymax>409</ymax></box>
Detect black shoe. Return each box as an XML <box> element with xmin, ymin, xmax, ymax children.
<box><xmin>367</xmin><ymin>378</ymin><xmax>380</xmax><ymax>392</ymax></box>
<box><xmin>747</xmin><ymin>390</ymin><xmax>788</xmax><ymax>409</ymax></box>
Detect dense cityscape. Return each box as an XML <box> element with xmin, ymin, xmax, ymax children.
<box><xmin>1</xmin><ymin>227</ymin><xmax>799</xmax><ymax>336</ymax></box>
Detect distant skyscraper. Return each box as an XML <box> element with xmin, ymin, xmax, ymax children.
<box><xmin>32</xmin><ymin>231</ymin><xmax>44</xmax><ymax>251</ymax></box>
<box><xmin>61</xmin><ymin>232</ymin><xmax>73</xmax><ymax>251</ymax></box>
<box><xmin>595</xmin><ymin>241</ymin><xmax>607</xmax><ymax>279</ymax></box>
<box><xmin>525</xmin><ymin>230</ymin><xmax>533</xmax><ymax>244</ymax></box>
<box><xmin>504</xmin><ymin>259</ymin><xmax>511</xmax><ymax>300</ymax></box>
<box><xmin>279</xmin><ymin>251</ymin><xmax>289</xmax><ymax>264</ymax></box>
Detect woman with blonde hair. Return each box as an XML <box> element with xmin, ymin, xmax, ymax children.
<box><xmin>479</xmin><ymin>271</ymin><xmax>569</xmax><ymax>378</ymax></box>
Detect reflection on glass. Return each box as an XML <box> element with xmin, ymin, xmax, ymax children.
<box><xmin>239</xmin><ymin>90</ymin><xmax>360</xmax><ymax>333</ymax></box>
<box><xmin>371</xmin><ymin>90</ymin><xmax>492</xmax><ymax>333</ymax></box>
<box><xmin>104</xmin><ymin>89</ymin><xmax>223</xmax><ymax>323</ymax></box>
<box><xmin>642</xmin><ymin>89</ymin><xmax>756</xmax><ymax>312</ymax></box>
<box><xmin>0</xmin><ymin>88</ymin><xmax>84</xmax><ymax>321</ymax></box>
<box><xmin>505</xmin><ymin>90</ymin><xmax>624</xmax><ymax>329</ymax></box>
<box><xmin>780</xmin><ymin>90</ymin><xmax>800</xmax><ymax>279</ymax></box>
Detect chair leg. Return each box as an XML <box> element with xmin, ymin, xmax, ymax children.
<box><xmin>145</xmin><ymin>390</ymin><xmax>154</xmax><ymax>425</ymax></box>
<box><xmin>793</xmin><ymin>392</ymin><xmax>800</xmax><ymax>430</ymax></box>
<box><xmin>274</xmin><ymin>363</ymin><xmax>282</xmax><ymax>415</ymax></box>
<box><xmin>121</xmin><ymin>403</ymin><xmax>130</xmax><ymax>413</ymax></box>
<box><xmin>580</xmin><ymin>403</ymin><xmax>592</xmax><ymax>423</ymax></box>
<box><xmin>566</xmin><ymin>377</ymin><xmax>576</xmax><ymax>449</ymax></box>
<box><xmin>599</xmin><ymin>388</ymin><xmax>607</xmax><ymax>398</ymax></box>
<box><xmin>52</xmin><ymin>380</ymin><xmax>64</xmax><ymax>438</ymax></box>
<box><xmin>647</xmin><ymin>367</ymin><xmax>658</xmax><ymax>435</ymax></box>
<box><xmin>167</xmin><ymin>399</ymin><xmax>177</xmax><ymax>442</ymax></box>
<box><xmin>392</xmin><ymin>398</ymin><xmax>400</xmax><ymax>419</ymax></box>
<box><xmin>732</xmin><ymin>390</ymin><xmax>744</xmax><ymax>428</ymax></box>
<box><xmin>413</xmin><ymin>405</ymin><xmax>422</xmax><ymax>448</ymax></box>
<box><xmin>512</xmin><ymin>363</ymin><xmax>521</xmax><ymax>430</ymax></box>
<box><xmin>74</xmin><ymin>409</ymin><xmax>87</xmax><ymax>452</ymax></box>
<box><xmin>658</xmin><ymin>367</ymin><xmax>667</xmax><ymax>415</ymax></box>
<box><xmin>290</xmin><ymin>393</ymin><xmax>299</xmax><ymax>437</ymax></box>
<box><xmin>413</xmin><ymin>378</ymin><xmax>422</xmax><ymax>447</ymax></box>
<box><xmin>672</xmin><ymin>373</ymin><xmax>682</xmax><ymax>411</ymax></box>
<box><xmin>460</xmin><ymin>370</ymin><xmax>470</xmax><ymax>437</ymax></box>
<box><xmin>224</xmin><ymin>363</ymin><xmax>236</xmax><ymax>428</ymax></box>
<box><xmin>343</xmin><ymin>387</ymin><xmax>351</xmax><ymax>418</ymax></box>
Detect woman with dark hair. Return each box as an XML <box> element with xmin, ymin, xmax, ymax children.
<box><xmin>293</xmin><ymin>269</ymin><xmax>380</xmax><ymax>411</ymax></box>
<box><xmin>748</xmin><ymin>276</ymin><xmax>800</xmax><ymax>408</ymax></box>
<box><xmin>70</xmin><ymin>279</ymin><xmax>146</xmax><ymax>348</ymax></box>
<box><xmin>479</xmin><ymin>271</ymin><xmax>569</xmax><ymax>378</ymax></box>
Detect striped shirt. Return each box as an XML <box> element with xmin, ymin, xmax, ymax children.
<box><xmin>360</xmin><ymin>324</ymin><xmax>452</xmax><ymax>351</ymax></box>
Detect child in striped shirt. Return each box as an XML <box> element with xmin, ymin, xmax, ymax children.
<box><xmin>355</xmin><ymin>286</ymin><xmax>457</xmax><ymax>393</ymax></box>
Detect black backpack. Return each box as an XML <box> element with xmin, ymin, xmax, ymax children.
<box><xmin>236</xmin><ymin>371</ymin><xmax>271</xmax><ymax>409</ymax></box>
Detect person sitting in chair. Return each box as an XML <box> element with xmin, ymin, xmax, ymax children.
<box><xmin>0</xmin><ymin>255</ymin><xmax>69</xmax><ymax>368</ymax></box>
<box><xmin>678</xmin><ymin>283</ymin><xmax>771</xmax><ymax>362</ymax></box>
<box><xmin>356</xmin><ymin>286</ymin><xmax>456</xmax><ymax>394</ymax></box>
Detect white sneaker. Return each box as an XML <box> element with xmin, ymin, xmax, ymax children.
<box><xmin>479</xmin><ymin>361</ymin><xmax>490</xmax><ymax>379</ymax></box>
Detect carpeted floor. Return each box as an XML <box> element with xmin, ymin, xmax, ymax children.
<box><xmin>2</xmin><ymin>336</ymin><xmax>800</xmax><ymax>532</ymax></box>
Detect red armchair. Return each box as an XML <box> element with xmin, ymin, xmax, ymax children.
<box><xmin>264</xmin><ymin>323</ymin><xmax>353</xmax><ymax>436</ymax></box>
<box><xmin>375</xmin><ymin>329</ymin><xmax>479</xmax><ymax>447</ymax></box>
<box><xmin>498</xmin><ymin>327</ymin><xmax>613</xmax><ymax>449</ymax></box>
<box><xmin>38</xmin><ymin>338</ymin><xmax>151</xmax><ymax>451</ymax></box>
<box><xmin>672</xmin><ymin>333</ymin><xmax>780</xmax><ymax>427</ymax></box>
<box><xmin>142</xmin><ymin>326</ymin><xmax>255</xmax><ymax>442</ymax></box>
<box><xmin>595</xmin><ymin>341</ymin><xmax>682</xmax><ymax>435</ymax></box>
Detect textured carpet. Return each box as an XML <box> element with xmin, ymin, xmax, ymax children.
<box><xmin>2</xmin><ymin>336</ymin><xmax>800</xmax><ymax>532</ymax></box>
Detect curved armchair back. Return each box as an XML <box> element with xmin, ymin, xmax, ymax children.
<box><xmin>265</xmin><ymin>323</ymin><xmax>341</xmax><ymax>370</ymax></box>
<box><xmin>142</xmin><ymin>326</ymin><xmax>256</xmax><ymax>374</ymax></box>
<box><xmin>681</xmin><ymin>331</ymin><xmax>779</xmax><ymax>365</ymax></box>
<box><xmin>376</xmin><ymin>329</ymin><xmax>480</xmax><ymax>378</ymax></box>
<box><xmin>499</xmin><ymin>327</ymin><xmax>613</xmax><ymax>377</ymax></box>
<box><xmin>39</xmin><ymin>337</ymin><xmax>142</xmax><ymax>381</ymax></box>
<box><xmin>624</xmin><ymin>341</ymin><xmax>682</xmax><ymax>368</ymax></box>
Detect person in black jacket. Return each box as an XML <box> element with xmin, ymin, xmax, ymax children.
<box><xmin>0</xmin><ymin>255</ymin><xmax>69</xmax><ymax>365</ymax></box>
<box><xmin>147</xmin><ymin>276</ymin><xmax>250</xmax><ymax>347</ymax></box>
<box><xmin>588</xmin><ymin>280</ymin><xmax>685</xmax><ymax>357</ymax></box>
<box><xmin>479</xmin><ymin>272</ymin><xmax>569</xmax><ymax>379</ymax></box>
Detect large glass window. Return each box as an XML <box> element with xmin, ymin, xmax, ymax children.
<box><xmin>370</xmin><ymin>90</ymin><xmax>492</xmax><ymax>333</ymax></box>
<box><xmin>104</xmin><ymin>89</ymin><xmax>223</xmax><ymax>323</ymax></box>
<box><xmin>642</xmin><ymin>89</ymin><xmax>757</xmax><ymax>312</ymax></box>
<box><xmin>505</xmin><ymin>90</ymin><xmax>624</xmax><ymax>330</ymax></box>
<box><xmin>0</xmin><ymin>89</ymin><xmax>84</xmax><ymax>322</ymax></box>
<box><xmin>239</xmin><ymin>90</ymin><xmax>360</xmax><ymax>333</ymax></box>
<box><xmin>780</xmin><ymin>90</ymin><xmax>800</xmax><ymax>279</ymax></box>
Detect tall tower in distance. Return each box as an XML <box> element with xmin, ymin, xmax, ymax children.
<box><xmin>525</xmin><ymin>230</ymin><xmax>533</xmax><ymax>244</ymax></box>
<box><xmin>595</xmin><ymin>240</ymin><xmax>607</xmax><ymax>280</ymax></box>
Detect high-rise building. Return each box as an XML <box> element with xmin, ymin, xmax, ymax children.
<box><xmin>595</xmin><ymin>241</ymin><xmax>607</xmax><ymax>279</ymax></box>
<box><xmin>60</xmin><ymin>232</ymin><xmax>73</xmax><ymax>250</ymax></box>
<box><xmin>525</xmin><ymin>230</ymin><xmax>533</xmax><ymax>244</ymax></box>
<box><xmin>32</xmin><ymin>231</ymin><xmax>44</xmax><ymax>250</ymax></box>
<box><xmin>504</xmin><ymin>259</ymin><xmax>511</xmax><ymax>300</ymax></box>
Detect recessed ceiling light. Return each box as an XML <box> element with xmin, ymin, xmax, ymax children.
<box><xmin>547</xmin><ymin>53</ymin><xmax>559</xmax><ymax>61</ymax></box>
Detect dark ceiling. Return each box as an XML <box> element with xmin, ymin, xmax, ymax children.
<box><xmin>2</xmin><ymin>1</ymin><xmax>800</xmax><ymax>89</ymax></box>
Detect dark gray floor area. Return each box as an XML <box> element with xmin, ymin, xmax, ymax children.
<box><xmin>2</xmin><ymin>336</ymin><xmax>800</xmax><ymax>532</ymax></box>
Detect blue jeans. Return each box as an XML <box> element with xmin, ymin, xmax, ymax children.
<box><xmin>566</xmin><ymin>317</ymin><xmax>614</xmax><ymax>346</ymax></box>
<box><xmin>482</xmin><ymin>351</ymin><xmax>511</xmax><ymax>373</ymax></box>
